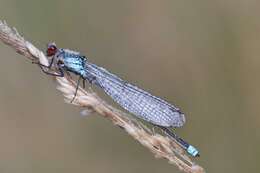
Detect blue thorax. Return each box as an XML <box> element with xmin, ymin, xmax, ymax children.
<box><xmin>58</xmin><ymin>49</ymin><xmax>87</xmax><ymax>77</ymax></box>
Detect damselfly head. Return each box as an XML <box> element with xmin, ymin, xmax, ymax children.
<box><xmin>47</xmin><ymin>42</ymin><xmax>58</xmax><ymax>56</ymax></box>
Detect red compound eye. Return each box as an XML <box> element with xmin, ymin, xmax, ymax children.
<box><xmin>46</xmin><ymin>43</ymin><xmax>57</xmax><ymax>56</ymax></box>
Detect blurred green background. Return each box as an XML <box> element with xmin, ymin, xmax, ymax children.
<box><xmin>0</xmin><ymin>0</ymin><xmax>259</xmax><ymax>172</ymax></box>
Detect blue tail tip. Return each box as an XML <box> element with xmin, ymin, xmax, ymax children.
<box><xmin>187</xmin><ymin>145</ymin><xmax>200</xmax><ymax>157</ymax></box>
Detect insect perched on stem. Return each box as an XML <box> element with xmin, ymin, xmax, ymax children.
<box><xmin>36</xmin><ymin>43</ymin><xmax>200</xmax><ymax>157</ymax></box>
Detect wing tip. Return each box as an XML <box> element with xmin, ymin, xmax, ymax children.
<box><xmin>169</xmin><ymin>108</ymin><xmax>186</xmax><ymax>127</ymax></box>
<box><xmin>175</xmin><ymin>113</ymin><xmax>186</xmax><ymax>127</ymax></box>
<box><xmin>173</xmin><ymin>111</ymin><xmax>186</xmax><ymax>127</ymax></box>
<box><xmin>179</xmin><ymin>113</ymin><xmax>186</xmax><ymax>126</ymax></box>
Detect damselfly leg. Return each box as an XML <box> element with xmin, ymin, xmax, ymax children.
<box><xmin>32</xmin><ymin>56</ymin><xmax>64</xmax><ymax>77</ymax></box>
<box><xmin>71</xmin><ymin>76</ymin><xmax>82</xmax><ymax>103</ymax></box>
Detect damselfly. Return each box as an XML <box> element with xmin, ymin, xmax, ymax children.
<box><xmin>36</xmin><ymin>43</ymin><xmax>200</xmax><ymax>157</ymax></box>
